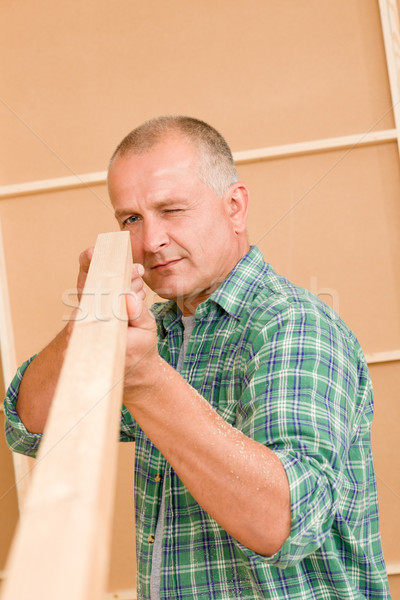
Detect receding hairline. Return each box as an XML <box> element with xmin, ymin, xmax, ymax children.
<box><xmin>110</xmin><ymin>116</ymin><xmax>230</xmax><ymax>159</ymax></box>
<box><xmin>108</xmin><ymin>115</ymin><xmax>238</xmax><ymax>197</ymax></box>
<box><xmin>109</xmin><ymin>130</ymin><xmax>200</xmax><ymax>165</ymax></box>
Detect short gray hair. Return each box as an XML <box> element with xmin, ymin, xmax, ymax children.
<box><xmin>110</xmin><ymin>115</ymin><xmax>238</xmax><ymax>198</ymax></box>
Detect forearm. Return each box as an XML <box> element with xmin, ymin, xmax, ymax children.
<box><xmin>124</xmin><ymin>356</ymin><xmax>291</xmax><ymax>556</ymax></box>
<box><xmin>16</xmin><ymin>322</ymin><xmax>73</xmax><ymax>434</ymax></box>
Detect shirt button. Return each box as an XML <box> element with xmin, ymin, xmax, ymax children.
<box><xmin>148</xmin><ymin>535</ymin><xmax>155</xmax><ymax>544</ymax></box>
<box><xmin>155</xmin><ymin>473</ymin><xmax>162</xmax><ymax>482</ymax></box>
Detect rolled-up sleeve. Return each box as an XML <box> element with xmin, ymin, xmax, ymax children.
<box><xmin>3</xmin><ymin>357</ymin><xmax>42</xmax><ymax>458</ymax></box>
<box><xmin>234</xmin><ymin>301</ymin><xmax>369</xmax><ymax>569</ymax></box>
<box><xmin>4</xmin><ymin>357</ymin><xmax>137</xmax><ymax>456</ymax></box>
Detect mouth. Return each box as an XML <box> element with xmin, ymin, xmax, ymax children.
<box><xmin>151</xmin><ymin>258</ymin><xmax>183</xmax><ymax>271</ymax></box>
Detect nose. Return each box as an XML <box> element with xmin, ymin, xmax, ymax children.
<box><xmin>142</xmin><ymin>218</ymin><xmax>169</xmax><ymax>253</ymax></box>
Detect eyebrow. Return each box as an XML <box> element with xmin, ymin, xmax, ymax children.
<box><xmin>114</xmin><ymin>197</ymin><xmax>190</xmax><ymax>219</ymax></box>
<box><xmin>114</xmin><ymin>209</ymin><xmax>135</xmax><ymax>219</ymax></box>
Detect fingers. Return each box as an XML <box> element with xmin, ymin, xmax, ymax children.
<box><xmin>131</xmin><ymin>263</ymin><xmax>145</xmax><ymax>286</ymax></box>
<box><xmin>130</xmin><ymin>263</ymin><xmax>146</xmax><ymax>297</ymax></box>
<box><xmin>126</xmin><ymin>264</ymin><xmax>154</xmax><ymax>328</ymax></box>
<box><xmin>76</xmin><ymin>250</ymin><xmax>148</xmax><ymax>325</ymax></box>
<box><xmin>77</xmin><ymin>247</ymin><xmax>94</xmax><ymax>301</ymax></box>
<box><xmin>79</xmin><ymin>247</ymin><xmax>94</xmax><ymax>271</ymax></box>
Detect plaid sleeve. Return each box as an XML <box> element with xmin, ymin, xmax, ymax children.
<box><xmin>4</xmin><ymin>357</ymin><xmax>136</xmax><ymax>454</ymax></box>
<box><xmin>120</xmin><ymin>403</ymin><xmax>136</xmax><ymax>441</ymax></box>
<box><xmin>234</xmin><ymin>301</ymin><xmax>366</xmax><ymax>568</ymax></box>
<box><xmin>3</xmin><ymin>356</ymin><xmax>42</xmax><ymax>457</ymax></box>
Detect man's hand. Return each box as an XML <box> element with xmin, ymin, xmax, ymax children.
<box><xmin>77</xmin><ymin>247</ymin><xmax>159</xmax><ymax>389</ymax></box>
<box><xmin>77</xmin><ymin>247</ymin><xmax>94</xmax><ymax>302</ymax></box>
<box><xmin>124</xmin><ymin>265</ymin><xmax>159</xmax><ymax>389</ymax></box>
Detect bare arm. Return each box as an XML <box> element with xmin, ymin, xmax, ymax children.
<box><xmin>16</xmin><ymin>323</ymin><xmax>72</xmax><ymax>433</ymax></box>
<box><xmin>15</xmin><ymin>248</ymin><xmax>94</xmax><ymax>433</ymax></box>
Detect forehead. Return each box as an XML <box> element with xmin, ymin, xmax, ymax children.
<box><xmin>108</xmin><ymin>137</ymin><xmax>201</xmax><ymax>192</ymax></box>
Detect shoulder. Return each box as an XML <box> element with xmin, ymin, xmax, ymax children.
<box><xmin>239</xmin><ymin>261</ymin><xmax>364</xmax><ymax>370</ymax></box>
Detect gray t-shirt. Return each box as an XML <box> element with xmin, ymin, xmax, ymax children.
<box><xmin>150</xmin><ymin>315</ymin><xmax>196</xmax><ymax>600</ymax></box>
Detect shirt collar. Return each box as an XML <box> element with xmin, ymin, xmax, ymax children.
<box><xmin>151</xmin><ymin>299</ymin><xmax>182</xmax><ymax>332</ymax></box>
<box><xmin>198</xmin><ymin>246</ymin><xmax>268</xmax><ymax>320</ymax></box>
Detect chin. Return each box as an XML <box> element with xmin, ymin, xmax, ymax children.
<box><xmin>147</xmin><ymin>274</ymin><xmax>189</xmax><ymax>299</ymax></box>
<box><xmin>147</xmin><ymin>282</ymin><xmax>183</xmax><ymax>302</ymax></box>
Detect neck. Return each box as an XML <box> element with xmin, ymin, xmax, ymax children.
<box><xmin>178</xmin><ymin>242</ymin><xmax>251</xmax><ymax>315</ymax></box>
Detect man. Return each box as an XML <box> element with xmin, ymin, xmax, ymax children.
<box><xmin>5</xmin><ymin>116</ymin><xmax>391</xmax><ymax>599</ymax></box>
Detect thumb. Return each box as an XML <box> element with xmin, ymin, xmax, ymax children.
<box><xmin>125</xmin><ymin>291</ymin><xmax>155</xmax><ymax>329</ymax></box>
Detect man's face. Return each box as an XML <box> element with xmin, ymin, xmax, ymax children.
<box><xmin>108</xmin><ymin>136</ymin><xmax>247</xmax><ymax>314</ymax></box>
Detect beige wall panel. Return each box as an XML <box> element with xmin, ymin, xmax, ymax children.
<box><xmin>240</xmin><ymin>142</ymin><xmax>400</xmax><ymax>354</ymax></box>
<box><xmin>0</xmin><ymin>0</ymin><xmax>393</xmax><ymax>185</ymax></box>
<box><xmin>370</xmin><ymin>361</ymin><xmax>400</xmax><ymax>566</ymax></box>
<box><xmin>388</xmin><ymin>575</ymin><xmax>400</xmax><ymax>599</ymax></box>
<box><xmin>1</xmin><ymin>0</ymin><xmax>399</xmax><ymax>591</ymax></box>
<box><xmin>0</xmin><ymin>185</ymin><xmax>117</xmax><ymax>362</ymax></box>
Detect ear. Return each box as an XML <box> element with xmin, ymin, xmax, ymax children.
<box><xmin>226</xmin><ymin>182</ymin><xmax>250</xmax><ymax>234</ymax></box>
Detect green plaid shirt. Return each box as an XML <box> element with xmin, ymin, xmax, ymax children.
<box><xmin>4</xmin><ymin>246</ymin><xmax>390</xmax><ymax>599</ymax></box>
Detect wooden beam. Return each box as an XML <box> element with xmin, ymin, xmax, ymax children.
<box><xmin>0</xmin><ymin>220</ymin><xmax>35</xmax><ymax>508</ymax></box>
<box><xmin>105</xmin><ymin>589</ymin><xmax>137</xmax><ymax>600</ymax></box>
<box><xmin>0</xmin><ymin>171</ymin><xmax>106</xmax><ymax>200</ymax></box>
<box><xmin>378</xmin><ymin>0</ymin><xmax>400</xmax><ymax>161</ymax></box>
<box><xmin>365</xmin><ymin>350</ymin><xmax>400</xmax><ymax>364</ymax></box>
<box><xmin>1</xmin><ymin>231</ymin><xmax>131</xmax><ymax>600</ymax></box>
<box><xmin>233</xmin><ymin>128</ymin><xmax>397</xmax><ymax>164</ymax></box>
<box><xmin>0</xmin><ymin>129</ymin><xmax>397</xmax><ymax>200</ymax></box>
<box><xmin>0</xmin><ymin>221</ymin><xmax>18</xmax><ymax>394</ymax></box>
<box><xmin>387</xmin><ymin>562</ymin><xmax>400</xmax><ymax>575</ymax></box>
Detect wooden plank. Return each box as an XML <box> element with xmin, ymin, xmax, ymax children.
<box><xmin>0</xmin><ymin>231</ymin><xmax>131</xmax><ymax>600</ymax></box>
<box><xmin>233</xmin><ymin>129</ymin><xmax>397</xmax><ymax>164</ymax></box>
<box><xmin>0</xmin><ymin>220</ymin><xmax>35</xmax><ymax>508</ymax></box>
<box><xmin>0</xmin><ymin>222</ymin><xmax>18</xmax><ymax>393</ymax></box>
<box><xmin>0</xmin><ymin>129</ymin><xmax>397</xmax><ymax>200</ymax></box>
<box><xmin>104</xmin><ymin>589</ymin><xmax>137</xmax><ymax>600</ymax></box>
<box><xmin>378</xmin><ymin>0</ymin><xmax>400</xmax><ymax>161</ymax></box>
<box><xmin>365</xmin><ymin>350</ymin><xmax>400</xmax><ymax>364</ymax></box>
<box><xmin>387</xmin><ymin>562</ymin><xmax>400</xmax><ymax>575</ymax></box>
<box><xmin>0</xmin><ymin>171</ymin><xmax>106</xmax><ymax>199</ymax></box>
